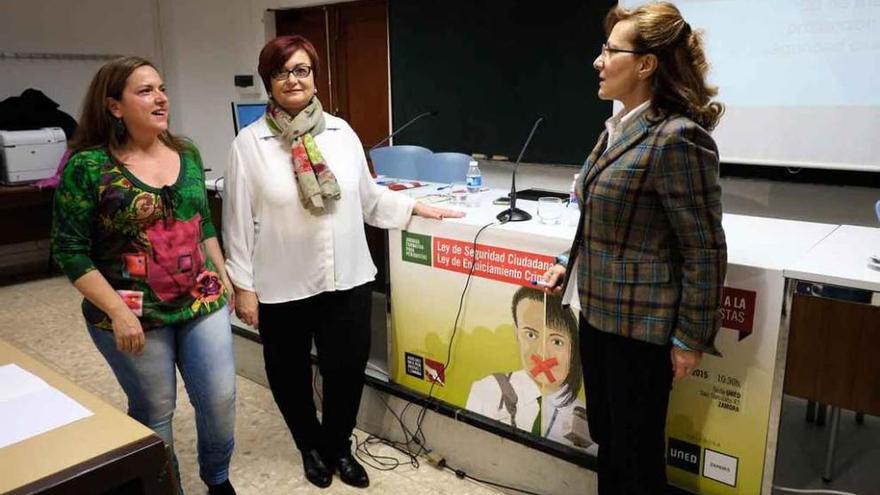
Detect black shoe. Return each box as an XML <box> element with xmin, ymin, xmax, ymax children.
<box><xmin>332</xmin><ymin>453</ymin><xmax>370</xmax><ymax>488</ymax></box>
<box><xmin>301</xmin><ymin>449</ymin><xmax>332</xmax><ymax>488</ymax></box>
<box><xmin>207</xmin><ymin>479</ymin><xmax>236</xmax><ymax>495</ymax></box>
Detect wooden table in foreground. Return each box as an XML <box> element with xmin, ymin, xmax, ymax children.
<box><xmin>0</xmin><ymin>339</ymin><xmax>173</xmax><ymax>495</ymax></box>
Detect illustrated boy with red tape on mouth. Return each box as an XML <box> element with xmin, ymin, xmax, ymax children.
<box><xmin>466</xmin><ymin>287</ymin><xmax>593</xmax><ymax>450</ymax></box>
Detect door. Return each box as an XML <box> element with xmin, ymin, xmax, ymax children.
<box><xmin>275</xmin><ymin>0</ymin><xmax>390</xmax><ymax>146</ymax></box>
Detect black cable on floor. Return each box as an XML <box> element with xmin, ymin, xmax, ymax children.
<box><xmin>444</xmin><ymin>465</ymin><xmax>545</xmax><ymax>495</ymax></box>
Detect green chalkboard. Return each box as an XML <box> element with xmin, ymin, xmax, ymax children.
<box><xmin>389</xmin><ymin>0</ymin><xmax>615</xmax><ymax>165</ymax></box>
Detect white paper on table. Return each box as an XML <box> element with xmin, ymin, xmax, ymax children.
<box><xmin>0</xmin><ymin>364</ymin><xmax>93</xmax><ymax>449</ymax></box>
<box><xmin>0</xmin><ymin>363</ymin><xmax>50</xmax><ymax>401</ymax></box>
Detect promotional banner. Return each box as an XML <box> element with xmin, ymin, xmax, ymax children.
<box><xmin>391</xmin><ymin>224</ymin><xmax>593</xmax><ymax>452</ymax></box>
<box><xmin>389</xmin><ymin>221</ymin><xmax>786</xmax><ymax>494</ymax></box>
<box><xmin>665</xmin><ymin>266</ymin><xmax>784</xmax><ymax>495</ymax></box>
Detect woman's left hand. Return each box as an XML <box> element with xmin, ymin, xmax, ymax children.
<box><xmin>412</xmin><ymin>201</ymin><xmax>465</xmax><ymax>220</ymax></box>
<box><xmin>671</xmin><ymin>347</ymin><xmax>702</xmax><ymax>381</ymax></box>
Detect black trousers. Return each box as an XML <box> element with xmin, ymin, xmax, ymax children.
<box><xmin>580</xmin><ymin>317</ymin><xmax>674</xmax><ymax>495</ymax></box>
<box><xmin>258</xmin><ymin>284</ymin><xmax>372</xmax><ymax>458</ymax></box>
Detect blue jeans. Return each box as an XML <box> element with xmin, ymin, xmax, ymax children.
<box><xmin>87</xmin><ymin>307</ymin><xmax>236</xmax><ymax>486</ymax></box>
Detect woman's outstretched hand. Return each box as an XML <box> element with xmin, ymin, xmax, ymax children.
<box><xmin>412</xmin><ymin>202</ymin><xmax>466</xmax><ymax>220</ymax></box>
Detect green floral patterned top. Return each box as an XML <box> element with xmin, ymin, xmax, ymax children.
<box><xmin>51</xmin><ymin>146</ymin><xmax>228</xmax><ymax>330</ymax></box>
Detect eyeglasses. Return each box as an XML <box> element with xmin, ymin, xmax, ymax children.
<box><xmin>271</xmin><ymin>65</ymin><xmax>313</xmax><ymax>81</ymax></box>
<box><xmin>599</xmin><ymin>43</ymin><xmax>649</xmax><ymax>59</ymax></box>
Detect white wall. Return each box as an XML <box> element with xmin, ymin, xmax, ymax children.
<box><xmin>1</xmin><ymin>0</ymin><xmax>273</xmax><ymax>176</ymax></box>
<box><xmin>0</xmin><ymin>0</ymin><xmax>359</xmax><ymax>179</ymax></box>
<box><xmin>0</xmin><ymin>0</ymin><xmax>161</xmax><ymax>119</ymax></box>
<box><xmin>156</xmin><ymin>0</ymin><xmax>256</xmax><ymax>174</ymax></box>
<box><xmin>159</xmin><ymin>0</ymin><xmax>351</xmax><ymax>174</ymax></box>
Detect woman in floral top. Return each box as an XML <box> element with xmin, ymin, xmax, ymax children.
<box><xmin>51</xmin><ymin>56</ymin><xmax>236</xmax><ymax>495</ymax></box>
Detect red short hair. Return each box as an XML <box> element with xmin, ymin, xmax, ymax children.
<box><xmin>257</xmin><ymin>35</ymin><xmax>320</xmax><ymax>93</ymax></box>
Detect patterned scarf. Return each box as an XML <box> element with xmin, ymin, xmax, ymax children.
<box><xmin>265</xmin><ymin>97</ymin><xmax>341</xmax><ymax>212</ymax></box>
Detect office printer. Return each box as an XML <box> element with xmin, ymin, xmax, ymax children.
<box><xmin>0</xmin><ymin>127</ymin><xmax>66</xmax><ymax>185</ymax></box>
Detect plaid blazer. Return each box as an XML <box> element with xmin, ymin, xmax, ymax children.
<box><xmin>562</xmin><ymin>108</ymin><xmax>727</xmax><ymax>355</ymax></box>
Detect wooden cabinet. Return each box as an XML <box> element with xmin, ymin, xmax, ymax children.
<box><xmin>785</xmin><ymin>293</ymin><xmax>880</xmax><ymax>415</ymax></box>
<box><xmin>0</xmin><ymin>185</ymin><xmax>53</xmax><ymax>245</ymax></box>
<box><xmin>0</xmin><ymin>185</ymin><xmax>55</xmax><ymax>282</ymax></box>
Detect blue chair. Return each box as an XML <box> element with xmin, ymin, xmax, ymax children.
<box><xmin>369</xmin><ymin>145</ymin><xmax>432</xmax><ymax>180</ymax></box>
<box><xmin>416</xmin><ymin>152</ymin><xmax>472</xmax><ymax>183</ymax></box>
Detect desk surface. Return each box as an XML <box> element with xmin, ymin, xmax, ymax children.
<box><xmin>0</xmin><ymin>339</ymin><xmax>156</xmax><ymax>493</ymax></box>
<box><xmin>722</xmin><ymin>214</ymin><xmax>838</xmax><ymax>270</ymax></box>
<box><xmin>421</xmin><ymin>187</ymin><xmax>578</xmax><ymax>241</ymax></box>
<box><xmin>412</xmin><ymin>186</ymin><xmax>842</xmax><ymax>271</ymax></box>
<box><xmin>785</xmin><ymin>225</ymin><xmax>880</xmax><ymax>291</ymax></box>
<box><xmin>212</xmin><ymin>178</ymin><xmax>868</xmax><ymax>279</ymax></box>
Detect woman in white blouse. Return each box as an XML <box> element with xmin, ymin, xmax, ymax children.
<box><xmin>223</xmin><ymin>35</ymin><xmax>460</xmax><ymax>489</ymax></box>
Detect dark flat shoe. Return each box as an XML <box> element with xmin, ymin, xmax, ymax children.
<box><xmin>333</xmin><ymin>453</ymin><xmax>369</xmax><ymax>488</ymax></box>
<box><xmin>207</xmin><ymin>479</ymin><xmax>236</xmax><ymax>495</ymax></box>
<box><xmin>301</xmin><ymin>449</ymin><xmax>332</xmax><ymax>488</ymax></box>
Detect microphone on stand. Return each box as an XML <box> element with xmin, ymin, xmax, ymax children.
<box><xmin>369</xmin><ymin>111</ymin><xmax>438</xmax><ymax>151</ymax></box>
<box><xmin>497</xmin><ymin>115</ymin><xmax>544</xmax><ymax>223</ymax></box>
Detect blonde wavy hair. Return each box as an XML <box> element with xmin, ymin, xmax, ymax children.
<box><xmin>605</xmin><ymin>2</ymin><xmax>724</xmax><ymax>130</ymax></box>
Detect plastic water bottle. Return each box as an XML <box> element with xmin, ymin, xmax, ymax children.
<box><xmin>466</xmin><ymin>160</ymin><xmax>482</xmax><ymax>194</ymax></box>
<box><xmin>568</xmin><ymin>173</ymin><xmax>579</xmax><ymax>207</ymax></box>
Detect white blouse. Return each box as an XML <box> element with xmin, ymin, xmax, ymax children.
<box><xmin>222</xmin><ymin>114</ymin><xmax>416</xmax><ymax>303</ymax></box>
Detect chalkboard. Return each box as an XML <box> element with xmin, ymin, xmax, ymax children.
<box><xmin>388</xmin><ymin>0</ymin><xmax>615</xmax><ymax>165</ymax></box>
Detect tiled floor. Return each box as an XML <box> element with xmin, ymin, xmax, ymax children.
<box><xmin>0</xmin><ymin>276</ymin><xmax>502</xmax><ymax>495</ymax></box>
<box><xmin>772</xmin><ymin>397</ymin><xmax>880</xmax><ymax>495</ymax></box>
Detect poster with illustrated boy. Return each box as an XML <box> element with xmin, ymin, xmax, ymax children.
<box><xmin>465</xmin><ymin>287</ymin><xmax>591</xmax><ymax>449</ymax></box>
<box><xmin>389</xmin><ymin>224</ymin><xmax>594</xmax><ymax>452</ymax></box>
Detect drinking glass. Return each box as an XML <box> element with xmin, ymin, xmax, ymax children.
<box><xmin>537</xmin><ymin>197</ymin><xmax>563</xmax><ymax>224</ymax></box>
<box><xmin>448</xmin><ymin>183</ymin><xmax>469</xmax><ymax>205</ymax></box>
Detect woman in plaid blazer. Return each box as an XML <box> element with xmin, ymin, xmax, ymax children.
<box><xmin>543</xmin><ymin>3</ymin><xmax>727</xmax><ymax>494</ymax></box>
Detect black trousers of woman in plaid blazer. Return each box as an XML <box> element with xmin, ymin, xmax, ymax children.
<box><xmin>581</xmin><ymin>318</ymin><xmax>674</xmax><ymax>495</ymax></box>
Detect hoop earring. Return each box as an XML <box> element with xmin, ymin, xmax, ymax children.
<box><xmin>114</xmin><ymin>118</ymin><xmax>127</xmax><ymax>141</ymax></box>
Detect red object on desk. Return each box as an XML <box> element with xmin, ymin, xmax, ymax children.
<box><xmin>387</xmin><ymin>181</ymin><xmax>424</xmax><ymax>191</ymax></box>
